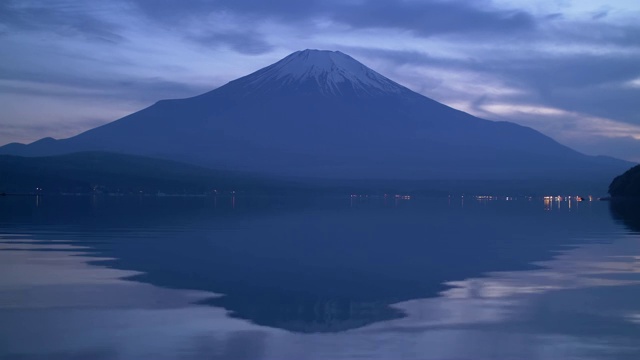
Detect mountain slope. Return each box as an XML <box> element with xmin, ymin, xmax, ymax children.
<box><xmin>0</xmin><ymin>49</ymin><xmax>632</xmax><ymax>182</ymax></box>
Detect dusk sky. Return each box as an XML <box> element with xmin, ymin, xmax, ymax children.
<box><xmin>1</xmin><ymin>0</ymin><xmax>639</xmax><ymax>161</ymax></box>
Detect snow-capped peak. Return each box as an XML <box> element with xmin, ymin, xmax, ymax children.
<box><xmin>242</xmin><ymin>49</ymin><xmax>409</xmax><ymax>97</ymax></box>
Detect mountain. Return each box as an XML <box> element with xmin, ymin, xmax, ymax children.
<box><xmin>0</xmin><ymin>152</ymin><xmax>300</xmax><ymax>195</ymax></box>
<box><xmin>0</xmin><ymin>49</ymin><xmax>632</xmax><ymax>184</ymax></box>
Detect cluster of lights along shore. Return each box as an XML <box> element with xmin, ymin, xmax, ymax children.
<box><xmin>348</xmin><ymin>193</ymin><xmax>598</xmax><ymax>210</ymax></box>
<box><xmin>346</xmin><ymin>194</ymin><xmax>597</xmax><ymax>211</ymax></box>
<box><xmin>349</xmin><ymin>194</ymin><xmax>594</xmax><ymax>202</ymax></box>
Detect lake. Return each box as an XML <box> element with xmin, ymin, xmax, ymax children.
<box><xmin>1</xmin><ymin>195</ymin><xmax>640</xmax><ymax>359</ymax></box>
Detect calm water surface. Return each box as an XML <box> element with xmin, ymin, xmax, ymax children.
<box><xmin>1</xmin><ymin>195</ymin><xmax>640</xmax><ymax>359</ymax></box>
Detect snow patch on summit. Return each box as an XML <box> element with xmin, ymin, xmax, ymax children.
<box><xmin>244</xmin><ymin>49</ymin><xmax>409</xmax><ymax>97</ymax></box>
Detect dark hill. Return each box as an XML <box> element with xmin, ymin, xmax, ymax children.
<box><xmin>0</xmin><ymin>152</ymin><xmax>293</xmax><ymax>195</ymax></box>
<box><xmin>609</xmin><ymin>165</ymin><xmax>640</xmax><ymax>198</ymax></box>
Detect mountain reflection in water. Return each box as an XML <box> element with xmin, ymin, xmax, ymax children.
<box><xmin>0</xmin><ymin>195</ymin><xmax>622</xmax><ymax>333</ymax></box>
<box><xmin>610</xmin><ymin>199</ymin><xmax>640</xmax><ymax>233</ymax></box>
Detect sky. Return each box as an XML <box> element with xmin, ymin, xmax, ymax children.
<box><xmin>1</xmin><ymin>0</ymin><xmax>639</xmax><ymax>162</ymax></box>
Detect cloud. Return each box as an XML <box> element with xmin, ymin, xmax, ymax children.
<box><xmin>0</xmin><ymin>76</ymin><xmax>210</xmax><ymax>103</ymax></box>
<box><xmin>470</xmin><ymin>100</ymin><xmax>640</xmax><ymax>161</ymax></box>
<box><xmin>465</xmin><ymin>52</ymin><xmax>640</xmax><ymax>126</ymax></box>
<box><xmin>569</xmin><ymin>136</ymin><xmax>640</xmax><ymax>163</ymax></box>
<box><xmin>343</xmin><ymin>38</ymin><xmax>640</xmax><ymax>128</ymax></box>
<box><xmin>627</xmin><ymin>78</ymin><xmax>640</xmax><ymax>88</ymax></box>
<box><xmin>124</xmin><ymin>0</ymin><xmax>539</xmax><ymax>58</ymax></box>
<box><xmin>476</xmin><ymin>102</ymin><xmax>640</xmax><ymax>139</ymax></box>
<box><xmin>130</xmin><ymin>0</ymin><xmax>537</xmax><ymax>37</ymax></box>
<box><xmin>333</xmin><ymin>1</ymin><xmax>535</xmax><ymax>36</ymax></box>
<box><xmin>191</xmin><ymin>31</ymin><xmax>274</xmax><ymax>55</ymax></box>
<box><xmin>591</xmin><ymin>10</ymin><xmax>609</xmax><ymax>20</ymax></box>
<box><xmin>0</xmin><ymin>1</ymin><xmax>125</xmax><ymax>43</ymax></box>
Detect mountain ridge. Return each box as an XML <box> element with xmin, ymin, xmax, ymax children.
<box><xmin>0</xmin><ymin>49</ymin><xmax>633</xmax><ymax>184</ymax></box>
